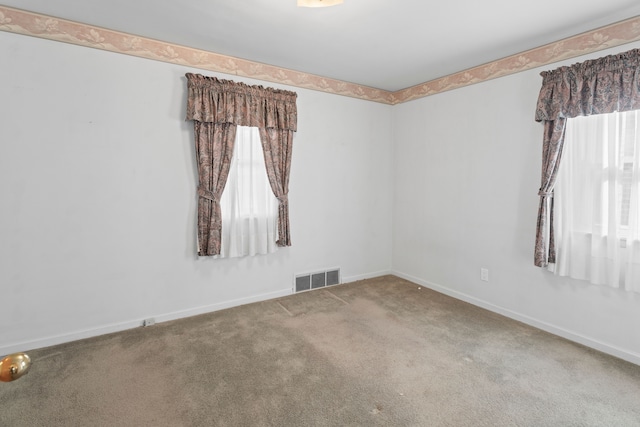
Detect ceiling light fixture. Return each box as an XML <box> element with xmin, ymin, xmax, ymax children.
<box><xmin>297</xmin><ymin>0</ymin><xmax>343</xmax><ymax>7</ymax></box>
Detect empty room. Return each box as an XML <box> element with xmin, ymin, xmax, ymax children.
<box><xmin>1</xmin><ymin>1</ymin><xmax>640</xmax><ymax>425</ymax></box>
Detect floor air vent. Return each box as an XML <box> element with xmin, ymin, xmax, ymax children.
<box><xmin>295</xmin><ymin>268</ymin><xmax>340</xmax><ymax>292</ymax></box>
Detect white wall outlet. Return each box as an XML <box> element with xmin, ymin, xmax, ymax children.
<box><xmin>480</xmin><ymin>268</ymin><xmax>489</xmax><ymax>282</ymax></box>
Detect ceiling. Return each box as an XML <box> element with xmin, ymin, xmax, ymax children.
<box><xmin>3</xmin><ymin>0</ymin><xmax>640</xmax><ymax>92</ymax></box>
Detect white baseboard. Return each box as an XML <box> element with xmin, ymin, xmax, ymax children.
<box><xmin>392</xmin><ymin>270</ymin><xmax>640</xmax><ymax>366</ymax></box>
<box><xmin>342</xmin><ymin>269</ymin><xmax>393</xmax><ymax>284</ymax></box>
<box><xmin>153</xmin><ymin>288</ymin><xmax>292</xmax><ymax>324</ymax></box>
<box><xmin>0</xmin><ymin>288</ymin><xmax>292</xmax><ymax>356</ymax></box>
<box><xmin>15</xmin><ymin>269</ymin><xmax>631</xmax><ymax>366</ymax></box>
<box><xmin>2</xmin><ymin>269</ymin><xmax>394</xmax><ymax>356</ymax></box>
<box><xmin>1</xmin><ymin>320</ymin><xmax>142</xmax><ymax>356</ymax></box>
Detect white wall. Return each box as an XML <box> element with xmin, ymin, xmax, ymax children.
<box><xmin>392</xmin><ymin>42</ymin><xmax>640</xmax><ymax>364</ymax></box>
<box><xmin>0</xmin><ymin>31</ymin><xmax>393</xmax><ymax>354</ymax></box>
<box><xmin>3</xmin><ymin>29</ymin><xmax>639</xmax><ymax>365</ymax></box>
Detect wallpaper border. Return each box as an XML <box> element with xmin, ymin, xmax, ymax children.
<box><xmin>1</xmin><ymin>6</ymin><xmax>639</xmax><ymax>105</ymax></box>
<box><xmin>392</xmin><ymin>15</ymin><xmax>640</xmax><ymax>104</ymax></box>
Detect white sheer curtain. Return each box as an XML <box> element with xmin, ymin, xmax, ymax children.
<box><xmin>553</xmin><ymin>110</ymin><xmax>640</xmax><ymax>291</ymax></box>
<box><xmin>218</xmin><ymin>126</ymin><xmax>279</xmax><ymax>258</ymax></box>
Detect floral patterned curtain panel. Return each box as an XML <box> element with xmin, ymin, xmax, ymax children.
<box><xmin>185</xmin><ymin>73</ymin><xmax>298</xmax><ymax>256</ymax></box>
<box><xmin>533</xmin><ymin>48</ymin><xmax>640</xmax><ymax>267</ymax></box>
<box><xmin>259</xmin><ymin>127</ymin><xmax>294</xmax><ymax>247</ymax></box>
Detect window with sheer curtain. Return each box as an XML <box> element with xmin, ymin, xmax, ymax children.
<box><xmin>186</xmin><ymin>73</ymin><xmax>296</xmax><ymax>257</ymax></box>
<box><xmin>552</xmin><ymin>110</ymin><xmax>640</xmax><ymax>290</ymax></box>
<box><xmin>218</xmin><ymin>126</ymin><xmax>279</xmax><ymax>259</ymax></box>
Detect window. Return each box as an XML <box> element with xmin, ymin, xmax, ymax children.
<box><xmin>553</xmin><ymin>110</ymin><xmax>640</xmax><ymax>290</ymax></box>
<box><xmin>218</xmin><ymin>126</ymin><xmax>279</xmax><ymax>258</ymax></box>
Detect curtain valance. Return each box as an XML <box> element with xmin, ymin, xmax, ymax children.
<box><xmin>185</xmin><ymin>73</ymin><xmax>298</xmax><ymax>131</ymax></box>
<box><xmin>535</xmin><ymin>48</ymin><xmax>640</xmax><ymax>122</ymax></box>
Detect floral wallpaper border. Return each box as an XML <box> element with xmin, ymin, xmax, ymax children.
<box><xmin>393</xmin><ymin>16</ymin><xmax>640</xmax><ymax>104</ymax></box>
<box><xmin>1</xmin><ymin>6</ymin><xmax>640</xmax><ymax>105</ymax></box>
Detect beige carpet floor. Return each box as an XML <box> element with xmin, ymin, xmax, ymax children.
<box><xmin>2</xmin><ymin>275</ymin><xmax>640</xmax><ymax>426</ymax></box>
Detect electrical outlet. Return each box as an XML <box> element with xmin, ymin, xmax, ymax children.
<box><xmin>142</xmin><ymin>318</ymin><xmax>155</xmax><ymax>327</ymax></box>
<box><xmin>480</xmin><ymin>268</ymin><xmax>489</xmax><ymax>282</ymax></box>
